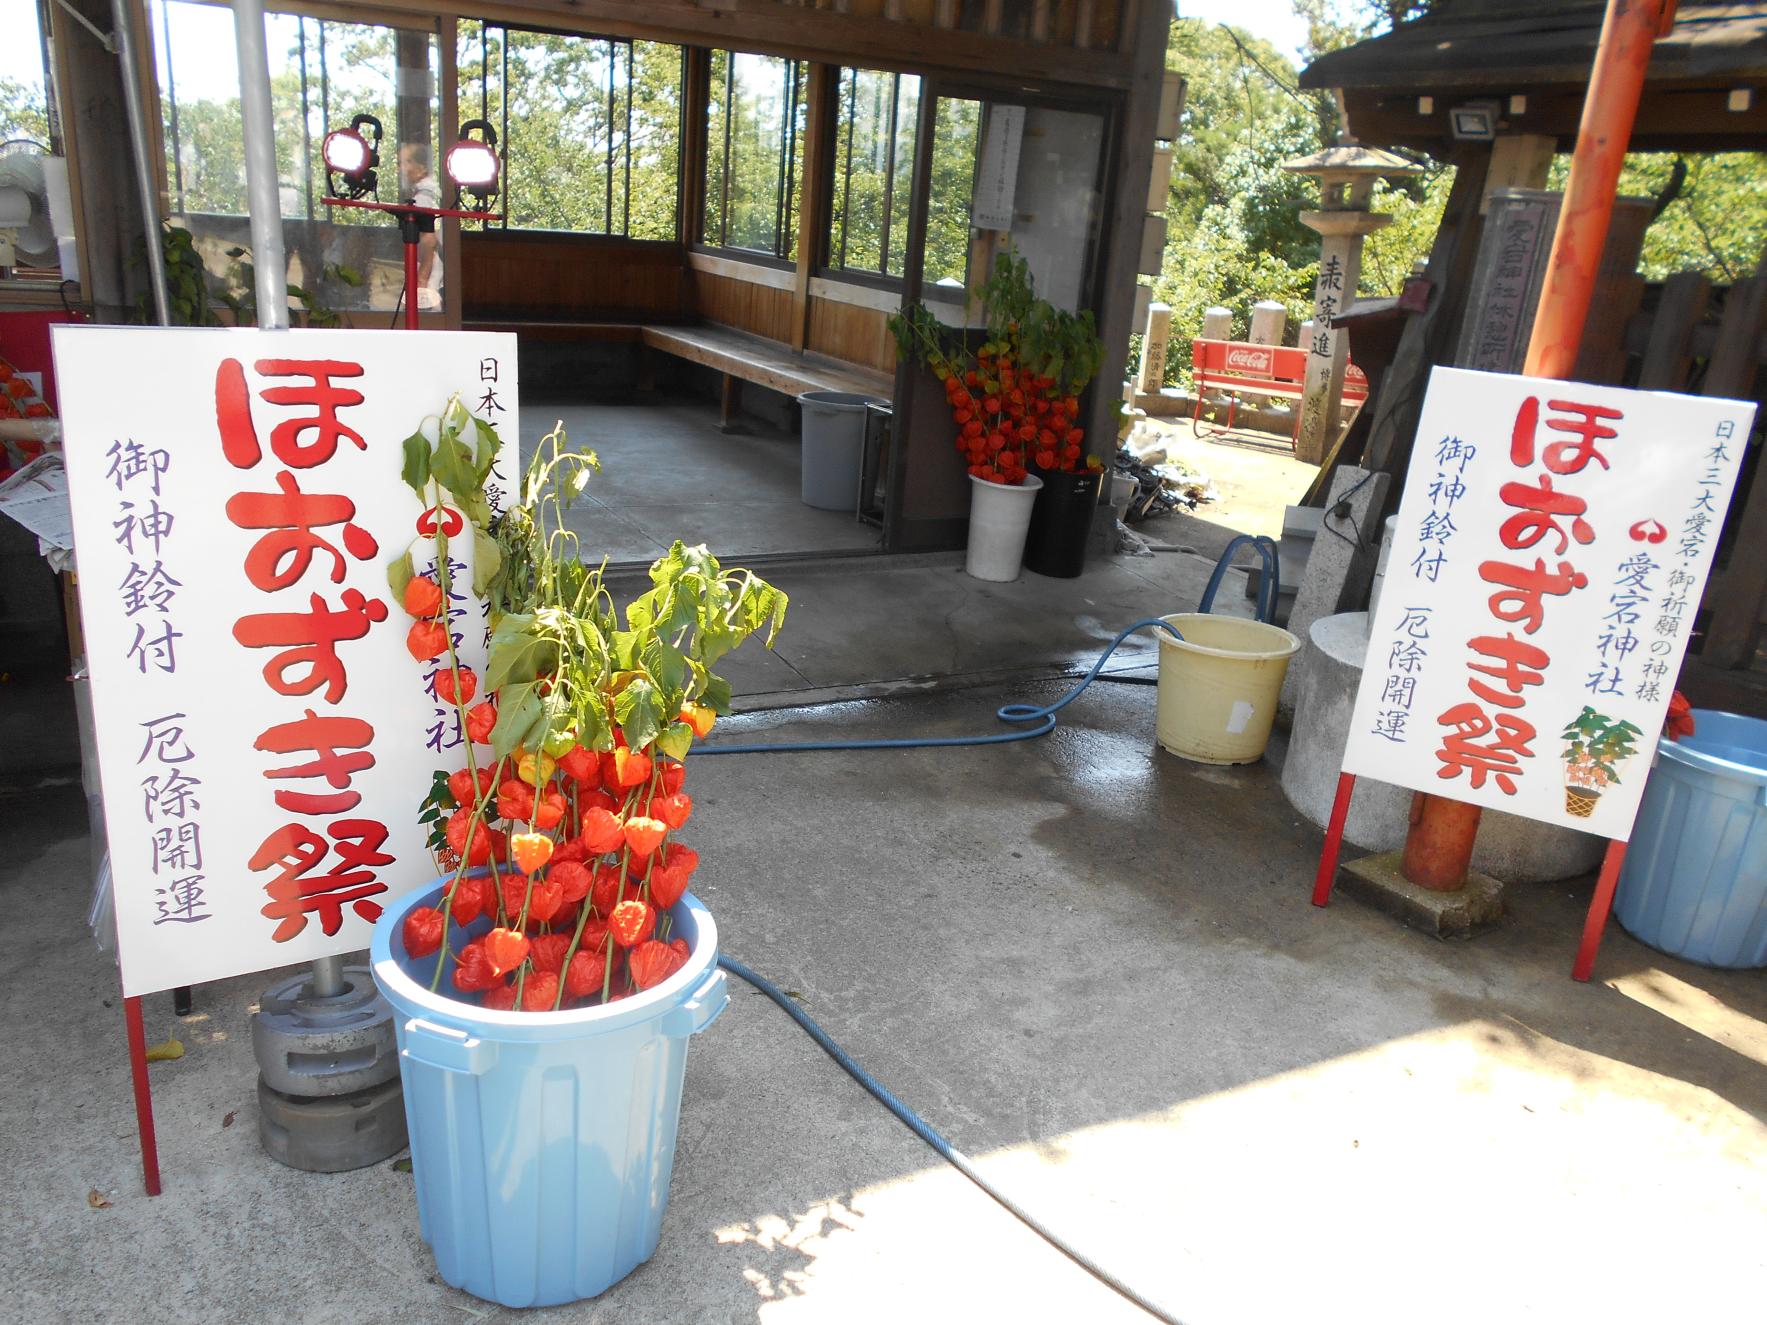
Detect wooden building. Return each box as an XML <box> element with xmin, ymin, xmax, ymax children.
<box><xmin>7</xmin><ymin>0</ymin><xmax>1178</xmax><ymax>554</ymax></box>
<box><xmin>1299</xmin><ymin>0</ymin><xmax>1767</xmax><ymax>680</ymax></box>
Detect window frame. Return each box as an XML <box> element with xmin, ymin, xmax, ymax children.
<box><xmin>823</xmin><ymin>65</ymin><xmax>920</xmax><ymax>283</ymax></box>
<box><xmin>456</xmin><ymin>18</ymin><xmax>685</xmax><ymax>242</ymax></box>
<box><xmin>697</xmin><ymin>49</ymin><xmax>807</xmax><ymax>263</ymax></box>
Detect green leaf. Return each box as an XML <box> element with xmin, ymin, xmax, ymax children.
<box><xmin>431</xmin><ymin>431</ymin><xmax>477</xmax><ymax>502</ymax></box>
<box><xmin>702</xmin><ymin>672</ymin><xmax>733</xmax><ymax>715</ymax></box>
<box><xmin>485</xmin><ymin>630</ymin><xmax>552</xmax><ymax>693</ymax></box>
<box><xmin>655</xmin><ymin>720</ymin><xmax>694</xmax><ymax>760</ymax></box>
<box><xmin>490</xmin><ymin>681</ymin><xmax>544</xmax><ymax>760</ymax></box>
<box><xmin>613</xmin><ymin>677</ymin><xmax>666</xmax><ymax>752</ymax></box>
<box><xmin>471</xmin><ymin>526</ymin><xmax>502</xmax><ymax>597</ymax></box>
<box><xmin>400</xmin><ymin>430</ymin><xmax>432</xmax><ymax>497</ymax></box>
<box><xmin>386</xmin><ymin>549</ymin><xmax>414</xmax><ymax>602</ymax></box>
<box><xmin>645</xmin><ymin>639</ymin><xmax>688</xmax><ymax>697</ymax></box>
<box><xmin>473</xmin><ymin>415</ymin><xmax>503</xmax><ymax>480</ymax></box>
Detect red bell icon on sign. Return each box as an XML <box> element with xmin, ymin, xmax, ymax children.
<box><xmin>1628</xmin><ymin>518</ymin><xmax>1667</xmax><ymax>544</ymax></box>
<box><xmin>417</xmin><ymin>506</ymin><xmax>465</xmax><ymax>538</ymax></box>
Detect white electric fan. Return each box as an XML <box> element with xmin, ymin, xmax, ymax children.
<box><xmin>0</xmin><ymin>140</ymin><xmax>66</xmax><ymax>272</ymax></box>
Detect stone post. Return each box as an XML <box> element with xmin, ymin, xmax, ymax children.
<box><xmin>1137</xmin><ymin>302</ymin><xmax>1173</xmax><ymax>394</ymax></box>
<box><xmin>1294</xmin><ymin>209</ymin><xmax>1390</xmax><ymax>464</ymax></box>
<box><xmin>1249</xmin><ymin>300</ymin><xmax>1287</xmax><ymax>346</ymax></box>
<box><xmin>1200</xmin><ymin>305</ymin><xmax>1233</xmax><ymax>341</ymax></box>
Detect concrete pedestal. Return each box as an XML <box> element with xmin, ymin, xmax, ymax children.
<box><xmin>1281</xmin><ymin>611</ymin><xmax>1605</xmax><ymax>884</ymax></box>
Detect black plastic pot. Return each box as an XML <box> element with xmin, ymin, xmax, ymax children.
<box><xmin>1023</xmin><ymin>466</ymin><xmax>1100</xmax><ymax>578</ymax></box>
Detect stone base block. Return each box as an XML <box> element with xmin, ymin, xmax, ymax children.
<box><xmin>1337</xmin><ymin>850</ymin><xmax>1505</xmax><ymax>939</ymax></box>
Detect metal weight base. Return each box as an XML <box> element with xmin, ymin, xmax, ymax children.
<box><xmin>257</xmin><ymin>1075</ymin><xmax>408</xmax><ymax>1173</ymax></box>
<box><xmin>251</xmin><ymin>964</ymin><xmax>399</xmax><ymax>1098</ymax></box>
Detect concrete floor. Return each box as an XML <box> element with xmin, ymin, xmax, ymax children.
<box><xmin>520</xmin><ymin>399</ymin><xmax>882</xmax><ymax>564</ymax></box>
<box><xmin>4</xmin><ymin>468</ymin><xmax>1765</xmax><ymax>1323</ymax></box>
<box><xmin>5</xmin><ymin>682</ymin><xmax>1765</xmax><ymax>1324</ymax></box>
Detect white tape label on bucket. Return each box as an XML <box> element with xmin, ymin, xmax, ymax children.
<box><xmin>1226</xmin><ymin>701</ymin><xmax>1256</xmax><ymax>735</ymax></box>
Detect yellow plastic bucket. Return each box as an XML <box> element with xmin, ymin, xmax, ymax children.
<box><xmin>1154</xmin><ymin>613</ymin><xmax>1300</xmax><ymax>765</ymax></box>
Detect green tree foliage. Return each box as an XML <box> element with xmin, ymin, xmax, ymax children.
<box><xmin>459</xmin><ymin>23</ymin><xmax>681</xmax><ymax>240</ymax></box>
<box><xmin>1549</xmin><ymin>152</ymin><xmax>1767</xmax><ymax>283</ymax></box>
<box><xmin>0</xmin><ymin>75</ymin><xmax>50</xmax><ymax>145</ymax></box>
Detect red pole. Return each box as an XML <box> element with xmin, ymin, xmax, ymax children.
<box><xmin>403</xmin><ymin>235</ymin><xmax>421</xmax><ymax>331</ymax></box>
<box><xmin>1312</xmin><ymin>772</ymin><xmax>1358</xmax><ymax>906</ymax></box>
<box><xmin>1399</xmin><ymin>0</ymin><xmax>1674</xmax><ymax>892</ymax></box>
<box><xmin>123</xmin><ymin>995</ymin><xmax>163</xmax><ymax>1197</ymax></box>
<box><xmin>1572</xmin><ymin>840</ymin><xmax>1631</xmax><ymax>980</ymax></box>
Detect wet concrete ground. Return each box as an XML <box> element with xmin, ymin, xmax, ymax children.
<box><xmin>5</xmin><ymin>677</ymin><xmax>1764</xmax><ymax>1324</ymax></box>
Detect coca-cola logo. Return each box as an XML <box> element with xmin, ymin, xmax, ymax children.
<box><xmin>1226</xmin><ymin>348</ymin><xmax>1272</xmax><ymax>371</ymax></box>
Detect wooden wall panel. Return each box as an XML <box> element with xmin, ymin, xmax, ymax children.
<box><xmin>459</xmin><ymin>234</ymin><xmax>689</xmax><ymax>321</ymax></box>
<box><xmin>693</xmin><ymin>270</ymin><xmax>798</xmax><ymax>342</ymax></box>
<box><xmin>1089</xmin><ymin>0</ymin><xmax>1119</xmax><ymax>50</ymax></box>
<box><xmin>807</xmin><ymin>297</ymin><xmax>896</xmax><ymax>374</ymax></box>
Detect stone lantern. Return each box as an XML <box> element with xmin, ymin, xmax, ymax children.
<box><xmin>1282</xmin><ymin>140</ymin><xmax>1419</xmax><ymax>464</ymax></box>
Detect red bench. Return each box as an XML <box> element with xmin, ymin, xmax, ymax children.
<box><xmin>1190</xmin><ymin>338</ymin><xmax>1369</xmax><ymax>444</ymax></box>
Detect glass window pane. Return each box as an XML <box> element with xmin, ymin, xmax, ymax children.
<box><xmin>149</xmin><ymin>0</ymin><xmax>436</xmax><ymax>315</ymax></box>
<box><xmin>702</xmin><ymin>52</ymin><xmax>802</xmax><ymax>260</ymax></box>
<box><xmin>454</xmin><ymin>23</ymin><xmax>679</xmax><ymax>239</ymax></box>
<box><xmin>830</xmin><ymin>69</ymin><xmax>919</xmax><ymax>277</ymax></box>
<box><xmin>1</xmin><ymin>22</ymin><xmax>51</xmax><ymax>145</ymax></box>
<box><xmin>725</xmin><ymin>53</ymin><xmax>785</xmax><ymax>253</ymax></box>
<box><xmin>628</xmin><ymin>43</ymin><xmax>682</xmax><ymax>241</ymax></box>
<box><xmin>924</xmin><ymin>96</ymin><xmax>980</xmax><ymax>293</ymax></box>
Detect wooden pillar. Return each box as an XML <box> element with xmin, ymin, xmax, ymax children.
<box><xmin>1699</xmin><ymin>267</ymin><xmax>1767</xmax><ymax>667</ymax></box>
<box><xmin>679</xmin><ymin>47</ymin><xmax>711</xmax><ymax>317</ymax></box>
<box><xmin>792</xmin><ymin>64</ymin><xmax>837</xmax><ymax>353</ymax></box>
<box><xmin>1083</xmin><ymin>0</ymin><xmax>1171</xmax><ymax>470</ymax></box>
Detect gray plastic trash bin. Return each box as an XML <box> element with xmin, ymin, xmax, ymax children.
<box><xmin>799</xmin><ymin>391</ymin><xmax>884</xmax><ymax>511</ymax></box>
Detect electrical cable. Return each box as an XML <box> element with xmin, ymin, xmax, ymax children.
<box><xmin>1319</xmin><ymin>469</ymin><xmax>1376</xmax><ymax>552</ymax></box>
<box><xmin>718</xmin><ymin>953</ymin><xmax>1189</xmax><ymax>1325</ymax></box>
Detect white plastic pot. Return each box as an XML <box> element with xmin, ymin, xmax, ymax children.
<box><xmin>966</xmin><ymin>473</ymin><xmax>1043</xmax><ymax>582</ymax></box>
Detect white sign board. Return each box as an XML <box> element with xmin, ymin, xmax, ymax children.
<box><xmin>54</xmin><ymin>327</ymin><xmax>518</xmax><ymax>996</ymax></box>
<box><xmin>1344</xmin><ymin>368</ymin><xmax>1755</xmax><ymax>840</ymax></box>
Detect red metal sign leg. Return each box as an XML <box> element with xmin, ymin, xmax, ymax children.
<box><xmin>123</xmin><ymin>995</ymin><xmax>163</xmax><ymax>1197</ymax></box>
<box><xmin>403</xmin><ymin>239</ymin><xmax>421</xmax><ymax>330</ymax></box>
<box><xmin>1312</xmin><ymin>771</ymin><xmax>1357</xmax><ymax>907</ymax></box>
<box><xmin>1572</xmin><ymin>839</ymin><xmax>1629</xmax><ymax>982</ymax></box>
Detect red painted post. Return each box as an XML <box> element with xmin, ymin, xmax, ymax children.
<box><xmin>1312</xmin><ymin>772</ymin><xmax>1358</xmax><ymax>906</ymax></box>
<box><xmin>403</xmin><ymin>237</ymin><xmax>421</xmax><ymax>331</ymax></box>
<box><xmin>1572</xmin><ymin>840</ymin><xmax>1630</xmax><ymax>981</ymax></box>
<box><xmin>123</xmin><ymin>996</ymin><xmax>162</xmax><ymax>1197</ymax></box>
<box><xmin>1399</xmin><ymin>0</ymin><xmax>1675</xmax><ymax>894</ymax></box>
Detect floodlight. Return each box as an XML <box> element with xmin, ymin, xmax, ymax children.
<box><xmin>446</xmin><ymin>119</ymin><xmax>501</xmax><ymax>206</ymax></box>
<box><xmin>322</xmin><ymin>114</ymin><xmax>382</xmax><ymax>200</ymax></box>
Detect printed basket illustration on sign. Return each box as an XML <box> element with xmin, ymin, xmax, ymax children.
<box><xmin>1560</xmin><ymin>706</ymin><xmax>1643</xmax><ymax>819</ymax></box>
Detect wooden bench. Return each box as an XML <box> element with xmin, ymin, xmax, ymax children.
<box><xmin>1190</xmin><ymin>338</ymin><xmax>1369</xmax><ymax>444</ymax></box>
<box><xmin>642</xmin><ymin>324</ymin><xmax>893</xmax><ymax>432</ymax></box>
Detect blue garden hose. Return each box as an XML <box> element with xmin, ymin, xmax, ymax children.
<box><xmin>692</xmin><ymin>535</ymin><xmax>1279</xmax><ymax>758</ymax></box>
<box><xmin>697</xmin><ymin>539</ymin><xmax>1281</xmax><ymax>1321</ymax></box>
<box><xmin>693</xmin><ymin>616</ymin><xmax>1183</xmax><ymax>755</ymax></box>
<box><xmin>718</xmin><ymin>954</ymin><xmax>1188</xmax><ymax>1325</ymax></box>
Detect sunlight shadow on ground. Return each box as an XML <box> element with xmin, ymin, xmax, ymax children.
<box><xmin>1607</xmin><ymin>967</ymin><xmax>1767</xmax><ymax>1070</ymax></box>
<box><xmin>718</xmin><ymin>1016</ymin><xmax>1767</xmax><ymax>1325</ymax></box>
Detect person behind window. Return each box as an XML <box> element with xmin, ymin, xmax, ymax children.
<box><xmin>398</xmin><ymin>142</ymin><xmax>442</xmax><ymax>305</ymax></box>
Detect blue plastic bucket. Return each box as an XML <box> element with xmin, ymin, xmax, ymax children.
<box><xmin>369</xmin><ymin>879</ymin><xmax>728</xmax><ymax>1307</ymax></box>
<box><xmin>1615</xmin><ymin>711</ymin><xmax>1767</xmax><ymax>969</ymax></box>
